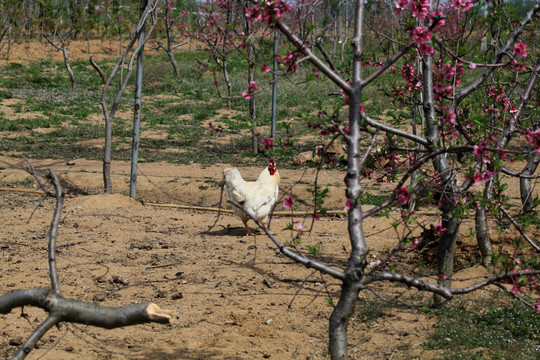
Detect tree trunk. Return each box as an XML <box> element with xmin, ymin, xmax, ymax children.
<box><xmin>60</xmin><ymin>42</ymin><xmax>76</xmax><ymax>88</ymax></box>
<box><xmin>222</xmin><ymin>60</ymin><xmax>232</xmax><ymax>109</ymax></box>
<box><xmin>434</xmin><ymin>199</ymin><xmax>462</xmax><ymax>304</ymax></box>
<box><xmin>475</xmin><ymin>203</ymin><xmax>493</xmax><ymax>267</ymax></box>
<box><xmin>520</xmin><ymin>151</ymin><xmax>540</xmax><ymax>212</ymax></box>
<box><xmin>329</xmin><ymin>282</ymin><xmax>361</xmax><ymax>360</ymax></box>
<box><xmin>165</xmin><ymin>7</ymin><xmax>180</xmax><ymax>77</ymax></box>
<box><xmin>103</xmin><ymin>115</ymin><xmax>113</xmax><ymax>193</ymax></box>
<box><xmin>419</xmin><ymin>22</ymin><xmax>463</xmax><ymax>304</ymax></box>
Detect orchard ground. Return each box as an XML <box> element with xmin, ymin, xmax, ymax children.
<box><xmin>0</xmin><ymin>40</ymin><xmax>538</xmax><ymax>359</ymax></box>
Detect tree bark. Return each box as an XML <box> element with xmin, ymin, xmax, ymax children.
<box><xmin>60</xmin><ymin>41</ymin><xmax>76</xmax><ymax>88</ymax></box>
<box><xmin>90</xmin><ymin>56</ymin><xmax>107</xmax><ymax>84</ymax></box>
<box><xmin>165</xmin><ymin>6</ymin><xmax>180</xmax><ymax>77</ymax></box>
<box><xmin>328</xmin><ymin>282</ymin><xmax>361</xmax><ymax>360</ymax></box>
<box><xmin>520</xmin><ymin>152</ymin><xmax>540</xmax><ymax>212</ymax></box>
<box><xmin>475</xmin><ymin>203</ymin><xmax>493</xmax><ymax>267</ymax></box>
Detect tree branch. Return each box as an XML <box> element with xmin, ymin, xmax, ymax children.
<box><xmin>227</xmin><ymin>199</ymin><xmax>346</xmax><ymax>280</ymax></box>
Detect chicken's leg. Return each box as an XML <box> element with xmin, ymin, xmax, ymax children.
<box><xmin>242</xmin><ymin>218</ymin><xmax>254</xmax><ymax>236</ymax></box>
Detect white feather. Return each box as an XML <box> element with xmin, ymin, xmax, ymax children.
<box><xmin>223</xmin><ymin>165</ymin><xmax>280</xmax><ymax>228</ymax></box>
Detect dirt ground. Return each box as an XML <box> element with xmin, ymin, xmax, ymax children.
<box><xmin>0</xmin><ymin>155</ymin><xmax>508</xmax><ymax>360</ymax></box>
<box><xmin>0</xmin><ymin>39</ymin><xmax>537</xmax><ymax>359</ymax></box>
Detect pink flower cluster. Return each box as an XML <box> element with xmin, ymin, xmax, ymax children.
<box><xmin>501</xmin><ymin>266</ymin><xmax>539</xmax><ymax>308</ymax></box>
<box><xmin>242</xmin><ymin>81</ymin><xmax>260</xmax><ymax>101</ymax></box>
<box><xmin>246</xmin><ymin>0</ymin><xmax>292</xmax><ymax>25</ymax></box>
<box><xmin>471</xmin><ymin>171</ymin><xmax>495</xmax><ymax>185</ymax></box>
<box><xmin>412</xmin><ymin>26</ymin><xmax>434</xmax><ymax>55</ymax></box>
<box><xmin>276</xmin><ymin>51</ymin><xmax>301</xmax><ymax>73</ymax></box>
<box><xmin>526</xmin><ymin>129</ymin><xmax>540</xmax><ymax>153</ymax></box>
<box><xmin>434</xmin><ymin>61</ymin><xmax>464</xmax><ymax>98</ymax></box>
<box><xmin>450</xmin><ymin>0</ymin><xmax>473</xmax><ymax>12</ymax></box>
<box><xmin>396</xmin><ymin>0</ymin><xmax>430</xmax><ymax>19</ymax></box>
<box><xmin>261</xmin><ymin>136</ymin><xmax>274</xmax><ymax>150</ymax></box>
<box><xmin>433</xmin><ymin>223</ymin><xmax>447</xmax><ymax>235</ymax></box>
<box><xmin>438</xmin><ymin>106</ymin><xmax>458</xmax><ymax>140</ymax></box>
<box><xmin>396</xmin><ymin>186</ymin><xmax>412</xmax><ymax>206</ymax></box>
<box><xmin>396</xmin><ymin>1</ymin><xmax>478</xmax><ymax>55</ymax></box>
<box><xmin>484</xmin><ymin>86</ymin><xmax>517</xmax><ymax>119</ymax></box>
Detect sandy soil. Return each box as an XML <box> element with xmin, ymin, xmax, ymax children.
<box><xmin>0</xmin><ymin>155</ymin><xmax>515</xmax><ymax>360</ymax></box>
<box><xmin>0</xmin><ymin>39</ymin><xmax>538</xmax><ymax>360</ymax></box>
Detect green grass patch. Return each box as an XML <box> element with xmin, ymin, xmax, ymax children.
<box><xmin>425</xmin><ymin>294</ymin><xmax>540</xmax><ymax>360</ymax></box>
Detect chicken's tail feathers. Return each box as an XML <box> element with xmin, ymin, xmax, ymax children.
<box><xmin>223</xmin><ymin>167</ymin><xmax>248</xmax><ymax>202</ymax></box>
<box><xmin>223</xmin><ymin>167</ymin><xmax>243</xmax><ymax>184</ymax></box>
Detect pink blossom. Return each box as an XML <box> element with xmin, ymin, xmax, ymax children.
<box><xmin>473</xmin><ymin>171</ymin><xmax>494</xmax><ymax>185</ymax></box>
<box><xmin>242</xmin><ymin>81</ymin><xmax>260</xmax><ymax>101</ymax></box>
<box><xmin>515</xmin><ymin>258</ymin><xmax>521</xmax><ymax>265</ymax></box>
<box><xmin>411</xmin><ymin>237</ymin><xmax>420</xmax><ymax>249</ymax></box>
<box><xmin>261</xmin><ymin>137</ymin><xmax>274</xmax><ymax>150</ymax></box>
<box><xmin>526</xmin><ymin>129</ymin><xmax>540</xmax><ymax>153</ymax></box>
<box><xmin>512</xmin><ymin>41</ymin><xmax>528</xmax><ymax>58</ymax></box>
<box><xmin>434</xmin><ymin>82</ymin><xmax>445</xmax><ymax>93</ymax></box>
<box><xmin>419</xmin><ymin>43</ymin><xmax>434</xmax><ymax>55</ymax></box>
<box><xmin>434</xmin><ymin>223</ymin><xmax>447</xmax><ymax>235</ymax></box>
<box><xmin>412</xmin><ymin>26</ymin><xmax>431</xmax><ymax>44</ymax></box>
<box><xmin>245</xmin><ymin>5</ymin><xmax>262</xmax><ymax>22</ymax></box>
<box><xmin>442</xmin><ymin>64</ymin><xmax>456</xmax><ymax>80</ymax></box>
<box><xmin>469</xmin><ymin>62</ymin><xmax>477</xmax><ymax>69</ymax></box>
<box><xmin>410</xmin><ymin>0</ymin><xmax>430</xmax><ymax>19</ymax></box>
<box><xmin>473</xmin><ymin>144</ymin><xmax>485</xmax><ymax>160</ymax></box>
<box><xmin>343</xmin><ymin>124</ymin><xmax>350</xmax><ymax>135</ymax></box>
<box><xmin>246</xmin><ymin>0</ymin><xmax>291</xmax><ymax>25</ymax></box>
<box><xmin>438</xmin><ymin>274</ymin><xmax>447</xmax><ymax>280</ymax></box>
<box><xmin>429</xmin><ymin>10</ymin><xmax>446</xmax><ymax>30</ymax></box>
<box><xmin>261</xmin><ymin>63</ymin><xmax>271</xmax><ymax>72</ymax></box>
<box><xmin>283</xmin><ymin>195</ymin><xmax>294</xmax><ymax>209</ymax></box>
<box><xmin>396</xmin><ymin>186</ymin><xmax>412</xmax><ymax>206</ymax></box>
<box><xmin>395</xmin><ymin>0</ymin><xmax>409</xmax><ymax>13</ymax></box>
<box><xmin>248</xmin><ymin>81</ymin><xmax>259</xmax><ymax>92</ymax></box>
<box><xmin>294</xmin><ymin>220</ymin><xmax>303</xmax><ymax>230</ymax></box>
<box><xmin>511</xmin><ymin>283</ymin><xmax>524</xmax><ymax>295</ymax></box>
<box><xmin>451</xmin><ymin>0</ymin><xmax>473</xmax><ymax>12</ymax></box>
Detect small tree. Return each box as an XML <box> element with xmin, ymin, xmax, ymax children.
<box><xmin>238</xmin><ymin>1</ymin><xmax>540</xmax><ymax>358</ymax></box>
<box><xmin>152</xmin><ymin>0</ymin><xmax>191</xmax><ymax>76</ymax></box>
<box><xmin>100</xmin><ymin>0</ymin><xmax>160</xmax><ymax>193</ymax></box>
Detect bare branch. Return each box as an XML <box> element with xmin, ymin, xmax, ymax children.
<box><xmin>360</xmin><ymin>41</ymin><xmax>415</xmax><ymax>87</ymax></box>
<box><xmin>455</xmin><ymin>3</ymin><xmax>540</xmax><ymax>104</ymax></box>
<box><xmin>364</xmin><ymin>272</ymin><xmax>453</xmax><ymax>300</ymax></box>
<box><xmin>450</xmin><ymin>270</ymin><xmax>540</xmax><ymax>295</ymax></box>
<box><xmin>227</xmin><ymin>199</ymin><xmax>346</xmax><ymax>280</ymax></box>
<box><xmin>90</xmin><ymin>56</ymin><xmax>107</xmax><ymax>84</ymax></box>
<box><xmin>499</xmin><ymin>206</ymin><xmax>540</xmax><ymax>252</ymax></box>
<box><xmin>363</xmin><ymin>113</ymin><xmax>430</xmax><ymax>147</ymax></box>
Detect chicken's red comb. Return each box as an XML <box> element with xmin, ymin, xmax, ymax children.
<box><xmin>269</xmin><ymin>158</ymin><xmax>276</xmax><ymax>166</ymax></box>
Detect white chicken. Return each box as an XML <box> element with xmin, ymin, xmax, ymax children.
<box><xmin>223</xmin><ymin>158</ymin><xmax>280</xmax><ymax>235</ymax></box>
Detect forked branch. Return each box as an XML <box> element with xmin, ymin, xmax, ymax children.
<box><xmin>0</xmin><ymin>166</ymin><xmax>173</xmax><ymax>360</ymax></box>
